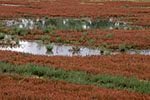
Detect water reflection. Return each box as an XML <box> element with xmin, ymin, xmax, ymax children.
<box><xmin>2</xmin><ymin>18</ymin><xmax>127</xmax><ymax>30</ymax></box>
<box><xmin>0</xmin><ymin>40</ymin><xmax>150</xmax><ymax>56</ymax></box>
<box><xmin>0</xmin><ymin>40</ymin><xmax>105</xmax><ymax>56</ymax></box>
<box><xmin>0</xmin><ymin>4</ymin><xmax>23</xmax><ymax>6</ymax></box>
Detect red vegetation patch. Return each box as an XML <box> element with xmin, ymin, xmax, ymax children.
<box><xmin>1</xmin><ymin>50</ymin><xmax>150</xmax><ymax>80</ymax></box>
<box><xmin>0</xmin><ymin>0</ymin><xmax>150</xmax><ymax>26</ymax></box>
<box><xmin>0</xmin><ymin>74</ymin><xmax>150</xmax><ymax>100</ymax></box>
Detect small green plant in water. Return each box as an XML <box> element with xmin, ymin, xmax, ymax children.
<box><xmin>46</xmin><ymin>45</ymin><xmax>53</xmax><ymax>51</ymax></box>
<box><xmin>119</xmin><ymin>42</ymin><xmax>131</xmax><ymax>52</ymax></box>
<box><xmin>105</xmin><ymin>50</ymin><xmax>111</xmax><ymax>55</ymax></box>
<box><xmin>23</xmin><ymin>14</ymin><xmax>27</xmax><ymax>17</ymax></box>
<box><xmin>100</xmin><ymin>47</ymin><xmax>105</xmax><ymax>54</ymax></box>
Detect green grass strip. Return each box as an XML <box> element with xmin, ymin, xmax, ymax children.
<box><xmin>0</xmin><ymin>62</ymin><xmax>150</xmax><ymax>94</ymax></box>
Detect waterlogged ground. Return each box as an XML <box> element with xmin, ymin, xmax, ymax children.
<box><xmin>0</xmin><ymin>40</ymin><xmax>102</xmax><ymax>56</ymax></box>
<box><xmin>0</xmin><ymin>0</ymin><xmax>150</xmax><ymax>100</ymax></box>
<box><xmin>0</xmin><ymin>40</ymin><xmax>150</xmax><ymax>56</ymax></box>
<box><xmin>0</xmin><ymin>18</ymin><xmax>128</xmax><ymax>30</ymax></box>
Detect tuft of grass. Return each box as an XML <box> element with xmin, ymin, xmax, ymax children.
<box><xmin>83</xmin><ymin>31</ymin><xmax>89</xmax><ymax>36</ymax></box>
<box><xmin>50</xmin><ymin>31</ymin><xmax>56</xmax><ymax>34</ymax></box>
<box><xmin>15</xmin><ymin>28</ymin><xmax>35</xmax><ymax>36</ymax></box>
<box><xmin>57</xmin><ymin>37</ymin><xmax>63</xmax><ymax>42</ymax></box>
<box><xmin>103</xmin><ymin>42</ymin><xmax>107</xmax><ymax>47</ymax></box>
<box><xmin>23</xmin><ymin>14</ymin><xmax>27</xmax><ymax>17</ymax></box>
<box><xmin>9</xmin><ymin>30</ymin><xmax>16</xmax><ymax>35</ymax></box>
<box><xmin>99</xmin><ymin>47</ymin><xmax>105</xmax><ymax>54</ymax></box>
<box><xmin>104</xmin><ymin>33</ymin><xmax>115</xmax><ymax>39</ymax></box>
<box><xmin>80</xmin><ymin>36</ymin><xmax>84</xmax><ymax>41</ymax></box>
<box><xmin>15</xmin><ymin>38</ymin><xmax>19</xmax><ymax>44</ymax></box>
<box><xmin>41</xmin><ymin>35</ymin><xmax>50</xmax><ymax>41</ymax></box>
<box><xmin>126</xmin><ymin>4</ymin><xmax>129</xmax><ymax>8</ymax></box>
<box><xmin>17</xmin><ymin>28</ymin><xmax>25</xmax><ymax>36</ymax></box>
<box><xmin>120</xmin><ymin>6</ymin><xmax>124</xmax><ymax>8</ymax></box>
<box><xmin>45</xmin><ymin>16</ymin><xmax>49</xmax><ymax>20</ymax></box>
<box><xmin>0</xmin><ymin>33</ymin><xmax>5</xmax><ymax>39</ymax></box>
<box><xmin>47</xmin><ymin>25</ymin><xmax>56</xmax><ymax>30</ymax></box>
<box><xmin>42</xmin><ymin>28</ymin><xmax>51</xmax><ymax>33</ymax></box>
<box><xmin>46</xmin><ymin>45</ymin><xmax>53</xmax><ymax>51</ymax></box>
<box><xmin>119</xmin><ymin>42</ymin><xmax>131</xmax><ymax>52</ymax></box>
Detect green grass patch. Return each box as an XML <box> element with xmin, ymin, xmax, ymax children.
<box><xmin>0</xmin><ymin>62</ymin><xmax>150</xmax><ymax>94</ymax></box>
<box><xmin>0</xmin><ymin>33</ymin><xmax>5</xmax><ymax>39</ymax></box>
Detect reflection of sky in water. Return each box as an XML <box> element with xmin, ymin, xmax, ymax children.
<box><xmin>0</xmin><ymin>41</ymin><xmax>102</xmax><ymax>56</ymax></box>
<box><xmin>0</xmin><ymin>41</ymin><xmax>149</xmax><ymax>56</ymax></box>
<box><xmin>0</xmin><ymin>4</ymin><xmax>23</xmax><ymax>6</ymax></box>
<box><xmin>128</xmin><ymin>50</ymin><xmax>150</xmax><ymax>55</ymax></box>
<box><xmin>2</xmin><ymin>18</ymin><xmax>127</xmax><ymax>30</ymax></box>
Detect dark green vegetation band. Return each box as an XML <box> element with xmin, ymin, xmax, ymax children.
<box><xmin>0</xmin><ymin>62</ymin><xmax>149</xmax><ymax>94</ymax></box>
